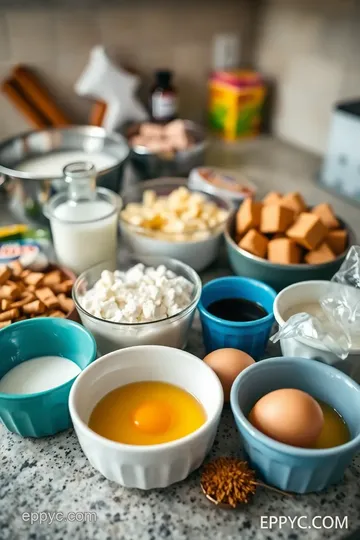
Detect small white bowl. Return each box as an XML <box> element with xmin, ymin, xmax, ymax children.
<box><xmin>69</xmin><ymin>345</ymin><xmax>223</xmax><ymax>489</ymax></box>
<box><xmin>273</xmin><ymin>280</ymin><xmax>360</xmax><ymax>383</ymax></box>
<box><xmin>188</xmin><ymin>166</ymin><xmax>257</xmax><ymax>204</ymax></box>
<box><xmin>119</xmin><ymin>178</ymin><xmax>233</xmax><ymax>272</ymax></box>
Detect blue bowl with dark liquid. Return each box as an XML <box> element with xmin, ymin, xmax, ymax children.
<box><xmin>197</xmin><ymin>276</ymin><xmax>276</xmax><ymax>359</ymax></box>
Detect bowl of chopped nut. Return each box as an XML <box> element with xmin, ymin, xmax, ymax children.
<box><xmin>119</xmin><ymin>178</ymin><xmax>233</xmax><ymax>272</ymax></box>
<box><xmin>0</xmin><ymin>259</ymin><xmax>77</xmax><ymax>328</ymax></box>
<box><xmin>72</xmin><ymin>254</ymin><xmax>202</xmax><ymax>355</ymax></box>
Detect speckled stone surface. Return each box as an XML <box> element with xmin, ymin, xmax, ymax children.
<box><xmin>1</xmin><ymin>139</ymin><xmax>360</xmax><ymax>540</ymax></box>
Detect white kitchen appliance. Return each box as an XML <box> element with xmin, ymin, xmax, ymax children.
<box><xmin>320</xmin><ymin>100</ymin><xmax>360</xmax><ymax>203</ymax></box>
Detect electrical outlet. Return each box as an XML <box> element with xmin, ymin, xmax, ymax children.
<box><xmin>212</xmin><ymin>33</ymin><xmax>241</xmax><ymax>71</ymax></box>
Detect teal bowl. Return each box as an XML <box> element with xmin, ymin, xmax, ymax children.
<box><xmin>0</xmin><ymin>318</ymin><xmax>97</xmax><ymax>438</ymax></box>
<box><xmin>224</xmin><ymin>213</ymin><xmax>354</xmax><ymax>292</ymax></box>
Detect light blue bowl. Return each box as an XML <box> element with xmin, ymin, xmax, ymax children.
<box><xmin>197</xmin><ymin>276</ymin><xmax>276</xmax><ymax>359</ymax></box>
<box><xmin>0</xmin><ymin>318</ymin><xmax>97</xmax><ymax>438</ymax></box>
<box><xmin>230</xmin><ymin>357</ymin><xmax>360</xmax><ymax>493</ymax></box>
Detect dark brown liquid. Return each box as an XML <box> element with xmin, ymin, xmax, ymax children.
<box><xmin>207</xmin><ymin>298</ymin><xmax>267</xmax><ymax>322</ymax></box>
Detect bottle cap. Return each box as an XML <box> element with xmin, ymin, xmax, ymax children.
<box><xmin>155</xmin><ymin>70</ymin><xmax>172</xmax><ymax>85</ymax></box>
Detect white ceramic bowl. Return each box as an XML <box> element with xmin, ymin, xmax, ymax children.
<box><xmin>119</xmin><ymin>178</ymin><xmax>233</xmax><ymax>272</ymax></box>
<box><xmin>273</xmin><ymin>280</ymin><xmax>360</xmax><ymax>383</ymax></box>
<box><xmin>69</xmin><ymin>345</ymin><xmax>224</xmax><ymax>489</ymax></box>
<box><xmin>72</xmin><ymin>254</ymin><xmax>202</xmax><ymax>355</ymax></box>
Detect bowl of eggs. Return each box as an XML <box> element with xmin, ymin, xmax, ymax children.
<box><xmin>119</xmin><ymin>178</ymin><xmax>232</xmax><ymax>272</ymax></box>
<box><xmin>0</xmin><ymin>317</ymin><xmax>97</xmax><ymax>437</ymax></box>
<box><xmin>230</xmin><ymin>356</ymin><xmax>360</xmax><ymax>493</ymax></box>
<box><xmin>72</xmin><ymin>254</ymin><xmax>202</xmax><ymax>355</ymax></box>
<box><xmin>69</xmin><ymin>345</ymin><xmax>224</xmax><ymax>489</ymax></box>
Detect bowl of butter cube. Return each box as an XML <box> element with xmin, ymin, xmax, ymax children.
<box><xmin>119</xmin><ymin>178</ymin><xmax>233</xmax><ymax>272</ymax></box>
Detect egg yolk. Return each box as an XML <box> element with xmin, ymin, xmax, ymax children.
<box><xmin>133</xmin><ymin>401</ymin><xmax>171</xmax><ymax>435</ymax></box>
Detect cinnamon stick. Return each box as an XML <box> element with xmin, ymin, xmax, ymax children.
<box><xmin>1</xmin><ymin>78</ymin><xmax>48</xmax><ymax>129</ymax></box>
<box><xmin>13</xmin><ymin>65</ymin><xmax>71</xmax><ymax>127</ymax></box>
<box><xmin>89</xmin><ymin>100</ymin><xmax>107</xmax><ymax>126</ymax></box>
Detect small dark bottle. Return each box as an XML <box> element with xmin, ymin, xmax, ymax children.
<box><xmin>150</xmin><ymin>70</ymin><xmax>178</xmax><ymax>123</ymax></box>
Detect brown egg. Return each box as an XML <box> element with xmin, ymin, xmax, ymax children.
<box><xmin>249</xmin><ymin>389</ymin><xmax>324</xmax><ymax>448</ymax></box>
<box><xmin>203</xmin><ymin>348</ymin><xmax>255</xmax><ymax>401</ymax></box>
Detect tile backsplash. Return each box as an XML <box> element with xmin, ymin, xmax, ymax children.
<box><xmin>1</xmin><ymin>1</ymin><xmax>359</xmax><ymax>158</ymax></box>
<box><xmin>254</xmin><ymin>0</ymin><xmax>360</xmax><ymax>155</ymax></box>
<box><xmin>0</xmin><ymin>1</ymin><xmax>252</xmax><ymax>140</ymax></box>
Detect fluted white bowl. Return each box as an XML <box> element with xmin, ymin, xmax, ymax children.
<box><xmin>69</xmin><ymin>345</ymin><xmax>223</xmax><ymax>489</ymax></box>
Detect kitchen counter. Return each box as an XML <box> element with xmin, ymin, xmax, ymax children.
<box><xmin>1</xmin><ymin>138</ymin><xmax>359</xmax><ymax>540</ymax></box>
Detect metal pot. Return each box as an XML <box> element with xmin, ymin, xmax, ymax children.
<box><xmin>124</xmin><ymin>120</ymin><xmax>207</xmax><ymax>180</ymax></box>
<box><xmin>0</xmin><ymin>126</ymin><xmax>129</xmax><ymax>224</ymax></box>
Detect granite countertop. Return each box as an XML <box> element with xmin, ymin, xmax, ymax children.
<box><xmin>1</xmin><ymin>138</ymin><xmax>359</xmax><ymax>540</ymax></box>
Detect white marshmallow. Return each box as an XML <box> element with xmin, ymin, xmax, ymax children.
<box><xmin>80</xmin><ymin>264</ymin><xmax>194</xmax><ymax>324</ymax></box>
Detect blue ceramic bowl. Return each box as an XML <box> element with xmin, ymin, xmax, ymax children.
<box><xmin>0</xmin><ymin>318</ymin><xmax>97</xmax><ymax>438</ymax></box>
<box><xmin>197</xmin><ymin>276</ymin><xmax>276</xmax><ymax>359</ymax></box>
<box><xmin>230</xmin><ymin>357</ymin><xmax>360</xmax><ymax>493</ymax></box>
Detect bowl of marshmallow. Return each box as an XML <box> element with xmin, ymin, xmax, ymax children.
<box><xmin>72</xmin><ymin>254</ymin><xmax>202</xmax><ymax>355</ymax></box>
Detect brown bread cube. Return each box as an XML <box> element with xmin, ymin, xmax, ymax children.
<box><xmin>236</xmin><ymin>199</ymin><xmax>263</xmax><ymax>235</ymax></box>
<box><xmin>305</xmin><ymin>242</ymin><xmax>336</xmax><ymax>265</ymax></box>
<box><xmin>281</xmin><ymin>192</ymin><xmax>307</xmax><ymax>215</ymax></box>
<box><xmin>0</xmin><ymin>266</ymin><xmax>11</xmax><ymax>285</ymax></box>
<box><xmin>24</xmin><ymin>272</ymin><xmax>44</xmax><ymax>286</ymax></box>
<box><xmin>1</xmin><ymin>298</ymin><xmax>11</xmax><ymax>311</ymax></box>
<box><xmin>22</xmin><ymin>300</ymin><xmax>46</xmax><ymax>315</ymax></box>
<box><xmin>57</xmin><ymin>294</ymin><xmax>74</xmax><ymax>313</ymax></box>
<box><xmin>42</xmin><ymin>270</ymin><xmax>62</xmax><ymax>286</ymax></box>
<box><xmin>51</xmin><ymin>280</ymin><xmax>73</xmax><ymax>294</ymax></box>
<box><xmin>239</xmin><ymin>229</ymin><xmax>268</xmax><ymax>258</ymax></box>
<box><xmin>326</xmin><ymin>229</ymin><xmax>347</xmax><ymax>255</ymax></box>
<box><xmin>268</xmin><ymin>238</ymin><xmax>301</xmax><ymax>264</ymax></box>
<box><xmin>286</xmin><ymin>213</ymin><xmax>327</xmax><ymax>250</ymax></box>
<box><xmin>0</xmin><ymin>308</ymin><xmax>20</xmax><ymax>322</ymax></box>
<box><xmin>0</xmin><ymin>266</ymin><xmax>12</xmax><ymax>285</ymax></box>
<box><xmin>262</xmin><ymin>192</ymin><xmax>282</xmax><ymax>206</ymax></box>
<box><xmin>260</xmin><ymin>205</ymin><xmax>294</xmax><ymax>234</ymax></box>
<box><xmin>10</xmin><ymin>292</ymin><xmax>36</xmax><ymax>308</ymax></box>
<box><xmin>9</xmin><ymin>260</ymin><xmax>23</xmax><ymax>277</ymax></box>
<box><xmin>20</xmin><ymin>269</ymin><xmax>31</xmax><ymax>279</ymax></box>
<box><xmin>0</xmin><ymin>281</ymin><xmax>21</xmax><ymax>300</ymax></box>
<box><xmin>35</xmin><ymin>287</ymin><xmax>60</xmax><ymax>310</ymax></box>
<box><xmin>311</xmin><ymin>203</ymin><xmax>339</xmax><ymax>229</ymax></box>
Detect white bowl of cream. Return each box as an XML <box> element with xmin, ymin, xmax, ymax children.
<box><xmin>273</xmin><ymin>280</ymin><xmax>360</xmax><ymax>383</ymax></box>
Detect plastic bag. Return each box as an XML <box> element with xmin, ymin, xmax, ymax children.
<box><xmin>271</xmin><ymin>246</ymin><xmax>360</xmax><ymax>360</ymax></box>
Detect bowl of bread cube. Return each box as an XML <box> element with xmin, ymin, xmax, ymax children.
<box><xmin>224</xmin><ymin>191</ymin><xmax>354</xmax><ymax>291</ymax></box>
<box><xmin>119</xmin><ymin>178</ymin><xmax>232</xmax><ymax>272</ymax></box>
<box><xmin>0</xmin><ymin>260</ymin><xmax>77</xmax><ymax>329</ymax></box>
